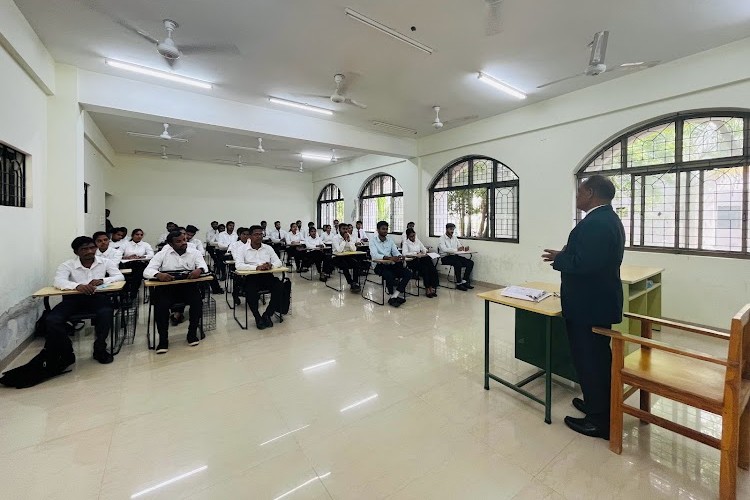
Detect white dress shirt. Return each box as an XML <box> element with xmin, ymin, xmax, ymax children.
<box><xmin>205</xmin><ymin>228</ymin><xmax>218</xmax><ymax>244</ymax></box>
<box><xmin>269</xmin><ymin>228</ymin><xmax>286</xmax><ymax>242</ymax></box>
<box><xmin>333</xmin><ymin>234</ymin><xmax>358</xmax><ymax>253</ymax></box>
<box><xmin>143</xmin><ymin>246</ymin><xmax>208</xmax><ymax>279</ymax></box>
<box><xmin>234</xmin><ymin>243</ymin><xmax>283</xmax><ymax>271</ymax></box>
<box><xmin>187</xmin><ymin>238</ymin><xmax>205</xmax><ymax>255</ymax></box>
<box><xmin>304</xmin><ymin>234</ymin><xmax>324</xmax><ymax>249</ymax></box>
<box><xmin>355</xmin><ymin>227</ymin><xmax>368</xmax><ymax>241</ymax></box>
<box><xmin>321</xmin><ymin>231</ymin><xmax>334</xmax><ymax>244</ymax></box>
<box><xmin>285</xmin><ymin>231</ymin><xmax>303</xmax><ymax>245</ymax></box>
<box><xmin>96</xmin><ymin>246</ymin><xmax>122</xmax><ymax>265</ymax></box>
<box><xmin>402</xmin><ymin>237</ymin><xmax>428</xmax><ymax>256</ymax></box>
<box><xmin>109</xmin><ymin>239</ymin><xmax>127</xmax><ymax>250</ymax></box>
<box><xmin>54</xmin><ymin>256</ymin><xmax>124</xmax><ymax>290</ymax></box>
<box><xmin>121</xmin><ymin>240</ymin><xmax>154</xmax><ymax>259</ymax></box>
<box><xmin>438</xmin><ymin>234</ymin><xmax>463</xmax><ymax>254</ymax></box>
<box><xmin>215</xmin><ymin>230</ymin><xmax>238</xmax><ymax>249</ymax></box>
<box><xmin>158</xmin><ymin>232</ymin><xmax>169</xmax><ymax>244</ymax></box>
<box><xmin>228</xmin><ymin>239</ymin><xmax>247</xmax><ymax>259</ymax></box>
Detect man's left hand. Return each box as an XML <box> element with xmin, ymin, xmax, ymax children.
<box><xmin>188</xmin><ymin>269</ymin><xmax>203</xmax><ymax>279</ymax></box>
<box><xmin>542</xmin><ymin>249</ymin><xmax>560</xmax><ymax>263</ymax></box>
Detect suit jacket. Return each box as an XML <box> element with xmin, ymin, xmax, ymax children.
<box><xmin>553</xmin><ymin>204</ymin><xmax>625</xmax><ymax>325</ymax></box>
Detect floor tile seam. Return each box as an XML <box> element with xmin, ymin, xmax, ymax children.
<box><xmin>96</xmin><ymin>421</ymin><xmax>117</xmax><ymax>499</ymax></box>
<box><xmin>0</xmin><ymin>420</ymin><xmax>115</xmax><ymax>458</ymax></box>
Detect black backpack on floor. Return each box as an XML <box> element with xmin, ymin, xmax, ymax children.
<box><xmin>279</xmin><ymin>277</ymin><xmax>292</xmax><ymax>315</ymax></box>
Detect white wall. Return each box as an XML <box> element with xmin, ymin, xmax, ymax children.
<box><xmin>109</xmin><ymin>155</ymin><xmax>315</xmax><ymax>245</ymax></box>
<box><xmin>83</xmin><ymin>113</ymin><xmax>117</xmax><ymax>236</ymax></box>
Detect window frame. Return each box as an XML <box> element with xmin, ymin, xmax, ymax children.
<box><xmin>358</xmin><ymin>174</ymin><xmax>405</xmax><ymax>234</ymax></box>
<box><xmin>428</xmin><ymin>156</ymin><xmax>520</xmax><ymax>242</ymax></box>
<box><xmin>576</xmin><ymin>110</ymin><xmax>750</xmax><ymax>259</ymax></box>
<box><xmin>0</xmin><ymin>143</ymin><xmax>27</xmax><ymax>208</ymax></box>
<box><xmin>316</xmin><ymin>183</ymin><xmax>344</xmax><ymax>228</ymax></box>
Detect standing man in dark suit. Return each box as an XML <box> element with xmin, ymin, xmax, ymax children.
<box><xmin>542</xmin><ymin>175</ymin><xmax>625</xmax><ymax>439</ymax></box>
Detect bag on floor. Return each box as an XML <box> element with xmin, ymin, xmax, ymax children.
<box><xmin>279</xmin><ymin>277</ymin><xmax>292</xmax><ymax>315</ymax></box>
<box><xmin>0</xmin><ymin>349</ymin><xmax>75</xmax><ymax>389</ymax></box>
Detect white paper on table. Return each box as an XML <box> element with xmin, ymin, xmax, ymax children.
<box><xmin>500</xmin><ymin>285</ymin><xmax>552</xmax><ymax>302</ymax></box>
<box><xmin>427</xmin><ymin>252</ymin><xmax>441</xmax><ymax>259</ymax></box>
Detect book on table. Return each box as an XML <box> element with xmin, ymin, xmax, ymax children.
<box><xmin>500</xmin><ymin>285</ymin><xmax>552</xmax><ymax>302</ymax></box>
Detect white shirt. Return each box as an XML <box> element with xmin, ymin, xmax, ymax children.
<box><xmin>354</xmin><ymin>227</ymin><xmax>368</xmax><ymax>241</ymax></box>
<box><xmin>285</xmin><ymin>231</ymin><xmax>303</xmax><ymax>245</ymax></box>
<box><xmin>205</xmin><ymin>228</ymin><xmax>219</xmax><ymax>244</ymax></box>
<box><xmin>158</xmin><ymin>232</ymin><xmax>169</xmax><ymax>244</ymax></box>
<box><xmin>269</xmin><ymin>228</ymin><xmax>286</xmax><ymax>242</ymax></box>
<box><xmin>438</xmin><ymin>234</ymin><xmax>463</xmax><ymax>254</ymax></box>
<box><xmin>143</xmin><ymin>246</ymin><xmax>208</xmax><ymax>279</ymax></box>
<box><xmin>332</xmin><ymin>234</ymin><xmax>357</xmax><ymax>253</ymax></box>
<box><xmin>234</xmin><ymin>243</ymin><xmax>283</xmax><ymax>271</ymax></box>
<box><xmin>321</xmin><ymin>231</ymin><xmax>334</xmax><ymax>244</ymax></box>
<box><xmin>215</xmin><ymin>230</ymin><xmax>238</xmax><ymax>249</ymax></box>
<box><xmin>109</xmin><ymin>239</ymin><xmax>127</xmax><ymax>250</ymax></box>
<box><xmin>304</xmin><ymin>234</ymin><xmax>324</xmax><ymax>249</ymax></box>
<box><xmin>54</xmin><ymin>256</ymin><xmax>124</xmax><ymax>291</ymax></box>
<box><xmin>187</xmin><ymin>238</ymin><xmax>205</xmax><ymax>255</ymax></box>
<box><xmin>402</xmin><ymin>237</ymin><xmax>428</xmax><ymax>256</ymax></box>
<box><xmin>121</xmin><ymin>240</ymin><xmax>154</xmax><ymax>259</ymax></box>
<box><xmin>96</xmin><ymin>246</ymin><xmax>122</xmax><ymax>265</ymax></box>
<box><xmin>228</xmin><ymin>239</ymin><xmax>248</xmax><ymax>259</ymax></box>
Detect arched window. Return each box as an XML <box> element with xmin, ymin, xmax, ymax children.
<box><xmin>429</xmin><ymin>156</ymin><xmax>519</xmax><ymax>242</ymax></box>
<box><xmin>577</xmin><ymin>111</ymin><xmax>750</xmax><ymax>257</ymax></box>
<box><xmin>359</xmin><ymin>174</ymin><xmax>404</xmax><ymax>233</ymax></box>
<box><xmin>317</xmin><ymin>183</ymin><xmax>344</xmax><ymax>228</ymax></box>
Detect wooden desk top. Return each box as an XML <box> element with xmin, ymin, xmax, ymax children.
<box><xmin>234</xmin><ymin>266</ymin><xmax>290</xmax><ymax>276</ymax></box>
<box><xmin>620</xmin><ymin>264</ymin><xmax>664</xmax><ymax>284</ymax></box>
<box><xmin>334</xmin><ymin>251</ymin><xmax>366</xmax><ymax>256</ymax></box>
<box><xmin>33</xmin><ymin>280</ymin><xmax>127</xmax><ymax>297</ymax></box>
<box><xmin>477</xmin><ymin>282</ymin><xmax>562</xmax><ymax>317</ymax></box>
<box><xmin>121</xmin><ymin>268</ymin><xmax>132</xmax><ymax>274</ymax></box>
<box><xmin>225</xmin><ymin>260</ymin><xmax>235</xmax><ymax>265</ymax></box>
<box><xmin>144</xmin><ymin>275</ymin><xmax>215</xmax><ymax>287</ymax></box>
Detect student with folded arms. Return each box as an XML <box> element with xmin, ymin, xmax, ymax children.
<box><xmin>93</xmin><ymin>231</ymin><xmax>122</xmax><ymax>265</ymax></box>
<box><xmin>369</xmin><ymin>220</ymin><xmax>412</xmax><ymax>307</ymax></box>
<box><xmin>402</xmin><ymin>227</ymin><xmax>439</xmax><ymax>298</ymax></box>
<box><xmin>331</xmin><ymin>223</ymin><xmax>363</xmax><ymax>292</ymax></box>
<box><xmin>143</xmin><ymin>231</ymin><xmax>209</xmax><ymax>354</ymax></box>
<box><xmin>438</xmin><ymin>223</ymin><xmax>474</xmax><ymax>291</ymax></box>
<box><xmin>234</xmin><ymin>225</ymin><xmax>284</xmax><ymax>330</ymax></box>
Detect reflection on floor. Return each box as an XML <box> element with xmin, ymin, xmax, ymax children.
<box><xmin>1</xmin><ymin>273</ymin><xmax>747</xmax><ymax>499</ymax></box>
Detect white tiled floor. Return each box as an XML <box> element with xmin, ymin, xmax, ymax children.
<box><xmin>1</xmin><ymin>273</ymin><xmax>748</xmax><ymax>499</ymax></box>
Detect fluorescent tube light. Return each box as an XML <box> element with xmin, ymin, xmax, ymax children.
<box><xmin>620</xmin><ymin>62</ymin><xmax>645</xmax><ymax>67</ymax></box>
<box><xmin>269</xmin><ymin>97</ymin><xmax>333</xmax><ymax>116</ymax></box>
<box><xmin>371</xmin><ymin>121</ymin><xmax>418</xmax><ymax>135</ymax></box>
<box><xmin>477</xmin><ymin>72</ymin><xmax>526</xmax><ymax>99</ymax></box>
<box><xmin>105</xmin><ymin>60</ymin><xmax>212</xmax><ymax>89</ymax></box>
<box><xmin>300</xmin><ymin>153</ymin><xmax>333</xmax><ymax>162</ymax></box>
<box><xmin>345</xmin><ymin>8</ymin><xmax>433</xmax><ymax>55</ymax></box>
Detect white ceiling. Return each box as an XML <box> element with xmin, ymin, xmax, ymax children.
<box><xmin>14</xmin><ymin>0</ymin><xmax>750</xmax><ymax>156</ymax></box>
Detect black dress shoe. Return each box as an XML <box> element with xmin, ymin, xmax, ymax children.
<box><xmin>255</xmin><ymin>318</ymin><xmax>267</xmax><ymax>331</ymax></box>
<box><xmin>464</xmin><ymin>283</ymin><xmax>474</xmax><ymax>289</ymax></box>
<box><xmin>387</xmin><ymin>298</ymin><xmax>401</xmax><ymax>307</ymax></box>
<box><xmin>572</xmin><ymin>397</ymin><xmax>587</xmax><ymax>414</ymax></box>
<box><xmin>262</xmin><ymin>314</ymin><xmax>274</xmax><ymax>328</ymax></box>
<box><xmin>564</xmin><ymin>416</ymin><xmax>609</xmax><ymax>440</ymax></box>
<box><xmin>456</xmin><ymin>284</ymin><xmax>468</xmax><ymax>291</ymax></box>
<box><xmin>93</xmin><ymin>350</ymin><xmax>114</xmax><ymax>364</ymax></box>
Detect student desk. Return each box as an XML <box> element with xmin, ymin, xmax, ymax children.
<box><xmin>144</xmin><ymin>275</ymin><xmax>216</xmax><ymax>349</ymax></box>
<box><xmin>33</xmin><ymin>281</ymin><xmax>129</xmax><ymax>355</ymax></box>
<box><xmin>477</xmin><ymin>282</ymin><xmax>562</xmax><ymax>424</ymax></box>
<box><xmin>232</xmin><ymin>267</ymin><xmax>289</xmax><ymax>329</ymax></box>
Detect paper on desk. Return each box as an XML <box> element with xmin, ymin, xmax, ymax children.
<box><xmin>500</xmin><ymin>285</ymin><xmax>552</xmax><ymax>302</ymax></box>
<box><xmin>96</xmin><ymin>282</ymin><xmax>117</xmax><ymax>290</ymax></box>
<box><xmin>427</xmin><ymin>252</ymin><xmax>440</xmax><ymax>259</ymax></box>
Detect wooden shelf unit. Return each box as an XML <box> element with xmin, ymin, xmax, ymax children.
<box><xmin>617</xmin><ymin>265</ymin><xmax>663</xmax><ymax>336</ymax></box>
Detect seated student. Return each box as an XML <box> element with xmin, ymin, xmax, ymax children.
<box><xmin>332</xmin><ymin>219</ymin><xmax>340</xmax><ymax>235</ymax></box>
<box><xmin>284</xmin><ymin>223</ymin><xmax>304</xmax><ymax>270</ymax></box>
<box><xmin>205</xmin><ymin>221</ymin><xmax>220</xmax><ymax>246</ymax></box>
<box><xmin>227</xmin><ymin>227</ymin><xmax>251</xmax><ymax>304</ymax></box>
<box><xmin>331</xmin><ymin>223</ymin><xmax>364</xmax><ymax>292</ymax></box>
<box><xmin>320</xmin><ymin>224</ymin><xmax>334</xmax><ymax>244</ymax></box>
<box><xmin>109</xmin><ymin>227</ymin><xmax>128</xmax><ymax>250</ymax></box>
<box><xmin>234</xmin><ymin>225</ymin><xmax>284</xmax><ymax>330</ymax></box>
<box><xmin>406</xmin><ymin>221</ymin><xmax>415</xmax><ymax>231</ymax></box>
<box><xmin>402</xmin><ymin>228</ymin><xmax>439</xmax><ymax>298</ymax></box>
<box><xmin>438</xmin><ymin>223</ymin><xmax>474</xmax><ymax>291</ymax></box>
<box><xmin>354</xmin><ymin>220</ymin><xmax>369</xmax><ymax>242</ymax></box>
<box><xmin>143</xmin><ymin>231</ymin><xmax>208</xmax><ymax>353</ymax></box>
<box><xmin>187</xmin><ymin>225</ymin><xmax>223</xmax><ymax>295</ymax></box>
<box><xmin>158</xmin><ymin>222</ymin><xmax>178</xmax><ymax>247</ymax></box>
<box><xmin>93</xmin><ymin>231</ymin><xmax>122</xmax><ymax>265</ymax></box>
<box><xmin>370</xmin><ymin>221</ymin><xmax>412</xmax><ymax>307</ymax></box>
<box><xmin>295</xmin><ymin>220</ymin><xmax>303</xmax><ymax>232</ymax></box>
<box><xmin>260</xmin><ymin>220</ymin><xmax>270</xmax><ymax>241</ymax></box>
<box><xmin>120</xmin><ymin>228</ymin><xmax>154</xmax><ymax>299</ymax></box>
<box><xmin>303</xmin><ymin>227</ymin><xmax>326</xmax><ymax>280</ymax></box>
<box><xmin>214</xmin><ymin>221</ymin><xmax>238</xmax><ymax>280</ymax></box>
<box><xmin>268</xmin><ymin>220</ymin><xmax>286</xmax><ymax>257</ymax></box>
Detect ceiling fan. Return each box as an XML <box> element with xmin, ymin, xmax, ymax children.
<box><xmin>225</xmin><ymin>138</ymin><xmax>287</xmax><ymax>153</ymax></box>
<box><xmin>134</xmin><ymin>145</ymin><xmax>181</xmax><ymax>160</ymax></box>
<box><xmin>537</xmin><ymin>31</ymin><xmax>659</xmax><ymax>89</ymax></box>
<box><xmin>111</xmin><ymin>16</ymin><xmax>240</xmax><ymax>68</ymax></box>
<box><xmin>432</xmin><ymin>106</ymin><xmax>480</xmax><ymax>130</ymax></box>
<box><xmin>306</xmin><ymin>74</ymin><xmax>367</xmax><ymax>109</ymax></box>
<box><xmin>484</xmin><ymin>1</ymin><xmax>503</xmax><ymax>36</ymax></box>
<box><xmin>275</xmin><ymin>161</ymin><xmax>305</xmax><ymax>173</ymax></box>
<box><xmin>213</xmin><ymin>154</ymin><xmax>251</xmax><ymax>167</ymax></box>
<box><xmin>127</xmin><ymin>123</ymin><xmax>190</xmax><ymax>143</ymax></box>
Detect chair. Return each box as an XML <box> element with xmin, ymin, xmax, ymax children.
<box><xmin>593</xmin><ymin>306</ymin><xmax>750</xmax><ymax>500</ymax></box>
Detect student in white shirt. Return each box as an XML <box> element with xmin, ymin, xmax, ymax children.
<box><xmin>158</xmin><ymin>222</ymin><xmax>178</xmax><ymax>247</ymax></box>
<box><xmin>49</xmin><ymin>236</ymin><xmax>124</xmax><ymax>365</ymax></box>
<box><xmin>320</xmin><ymin>224</ymin><xmax>334</xmax><ymax>244</ymax></box>
<box><xmin>354</xmin><ymin>220</ymin><xmax>369</xmax><ymax>242</ymax></box>
<box><xmin>109</xmin><ymin>227</ymin><xmax>128</xmax><ymax>250</ymax></box>
<box><xmin>403</xmin><ymin>227</ymin><xmax>439</xmax><ymax>298</ymax></box>
<box><xmin>205</xmin><ymin>221</ymin><xmax>220</xmax><ymax>245</ymax></box>
<box><xmin>187</xmin><ymin>224</ymin><xmax>224</xmax><ymax>295</ymax></box>
<box><xmin>215</xmin><ymin>221</ymin><xmax>238</xmax><ymax>280</ymax></box>
<box><xmin>260</xmin><ymin>220</ymin><xmax>270</xmax><ymax>242</ymax></box>
<box><xmin>438</xmin><ymin>222</ymin><xmax>474</xmax><ymax>291</ymax></box>
<box><xmin>302</xmin><ymin>227</ymin><xmax>326</xmax><ymax>280</ymax></box>
<box><xmin>206</xmin><ymin>223</ymin><xmax>224</xmax><ymax>271</ymax></box>
<box><xmin>93</xmin><ymin>231</ymin><xmax>122</xmax><ymax>265</ymax></box>
<box><xmin>234</xmin><ymin>225</ymin><xmax>284</xmax><ymax>330</ymax></box>
<box><xmin>268</xmin><ymin>220</ymin><xmax>287</xmax><ymax>257</ymax></box>
<box><xmin>122</xmin><ymin>229</ymin><xmax>155</xmax><ymax>260</ymax></box>
<box><xmin>331</xmin><ymin>223</ymin><xmax>364</xmax><ymax>292</ymax></box>
<box><xmin>332</xmin><ymin>219</ymin><xmax>340</xmax><ymax>235</ymax></box>
<box><xmin>284</xmin><ymin>223</ymin><xmax>304</xmax><ymax>270</ymax></box>
<box><xmin>143</xmin><ymin>231</ymin><xmax>209</xmax><ymax>353</ymax></box>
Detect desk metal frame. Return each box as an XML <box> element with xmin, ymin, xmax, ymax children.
<box><xmin>232</xmin><ymin>267</ymin><xmax>288</xmax><ymax>329</ymax></box>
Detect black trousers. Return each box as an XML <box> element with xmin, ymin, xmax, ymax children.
<box><xmin>45</xmin><ymin>295</ymin><xmax>113</xmax><ymax>352</ymax></box>
<box><xmin>565</xmin><ymin>320</ymin><xmax>612</xmax><ymax>428</ymax></box>
<box><xmin>375</xmin><ymin>264</ymin><xmax>412</xmax><ymax>294</ymax></box>
<box><xmin>271</xmin><ymin>242</ymin><xmax>282</xmax><ymax>257</ymax></box>
<box><xmin>440</xmin><ymin>254</ymin><xmax>474</xmax><ymax>284</ymax></box>
<box><xmin>334</xmin><ymin>256</ymin><xmax>364</xmax><ymax>285</ymax></box>
<box><xmin>153</xmin><ymin>283</ymin><xmax>202</xmax><ymax>337</ymax></box>
<box><xmin>214</xmin><ymin>253</ymin><xmax>232</xmax><ymax>280</ymax></box>
<box><xmin>244</xmin><ymin>274</ymin><xmax>282</xmax><ymax>319</ymax></box>
<box><xmin>120</xmin><ymin>260</ymin><xmax>148</xmax><ymax>299</ymax></box>
<box><xmin>286</xmin><ymin>246</ymin><xmax>302</xmax><ymax>269</ymax></box>
<box><xmin>408</xmin><ymin>256</ymin><xmax>439</xmax><ymax>288</ymax></box>
<box><xmin>302</xmin><ymin>249</ymin><xmax>324</xmax><ymax>272</ymax></box>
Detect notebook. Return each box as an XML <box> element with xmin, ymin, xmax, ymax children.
<box><xmin>500</xmin><ymin>285</ymin><xmax>552</xmax><ymax>302</ymax></box>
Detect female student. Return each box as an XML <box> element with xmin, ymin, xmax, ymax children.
<box><xmin>402</xmin><ymin>227</ymin><xmax>439</xmax><ymax>298</ymax></box>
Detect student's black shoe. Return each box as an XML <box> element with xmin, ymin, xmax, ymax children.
<box><xmin>318</xmin><ymin>276</ymin><xmax>327</xmax><ymax>282</ymax></box>
<box><xmin>456</xmin><ymin>284</ymin><xmax>468</xmax><ymax>291</ymax></box>
<box><xmin>564</xmin><ymin>416</ymin><xmax>609</xmax><ymax>440</ymax></box>
<box><xmin>169</xmin><ymin>313</ymin><xmax>181</xmax><ymax>326</ymax></box>
<box><xmin>200</xmin><ymin>331</ymin><xmax>206</xmax><ymax>339</ymax></box>
<box><xmin>387</xmin><ymin>298</ymin><xmax>401</xmax><ymax>307</ymax></box>
<box><xmin>350</xmin><ymin>283</ymin><xmax>361</xmax><ymax>293</ymax></box>
<box><xmin>572</xmin><ymin>397</ymin><xmax>587</xmax><ymax>414</ymax></box>
<box><xmin>464</xmin><ymin>283</ymin><xmax>474</xmax><ymax>289</ymax></box>
<box><xmin>396</xmin><ymin>297</ymin><xmax>406</xmax><ymax>304</ymax></box>
<box><xmin>156</xmin><ymin>339</ymin><xmax>169</xmax><ymax>354</ymax></box>
<box><xmin>186</xmin><ymin>332</ymin><xmax>200</xmax><ymax>346</ymax></box>
<box><xmin>234</xmin><ymin>297</ymin><xmax>242</xmax><ymax>305</ymax></box>
<box><xmin>93</xmin><ymin>349</ymin><xmax>114</xmax><ymax>364</ymax></box>
<box><xmin>262</xmin><ymin>313</ymin><xmax>274</xmax><ymax>328</ymax></box>
<box><xmin>255</xmin><ymin>318</ymin><xmax>267</xmax><ymax>330</ymax></box>
<box><xmin>211</xmin><ymin>287</ymin><xmax>224</xmax><ymax>295</ymax></box>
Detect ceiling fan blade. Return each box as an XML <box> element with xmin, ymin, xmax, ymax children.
<box><xmin>345</xmin><ymin>98</ymin><xmax>368</xmax><ymax>109</ymax></box>
<box><xmin>485</xmin><ymin>0</ymin><xmax>503</xmax><ymax>36</ymax></box>
<box><xmin>536</xmin><ymin>72</ymin><xmax>586</xmax><ymax>89</ymax></box>
<box><xmin>179</xmin><ymin>43</ymin><xmax>241</xmax><ymax>56</ymax></box>
<box><xmin>607</xmin><ymin>60</ymin><xmax>660</xmax><ymax>73</ymax></box>
<box><xmin>168</xmin><ymin>137</ymin><xmax>189</xmax><ymax>143</ymax></box>
<box><xmin>589</xmin><ymin>31</ymin><xmax>609</xmax><ymax>66</ymax></box>
<box><xmin>443</xmin><ymin>114</ymin><xmax>480</xmax><ymax>127</ymax></box>
<box><xmin>127</xmin><ymin>132</ymin><xmax>162</xmax><ymax>139</ymax></box>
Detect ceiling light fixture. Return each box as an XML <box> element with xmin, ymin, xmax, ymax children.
<box><xmin>477</xmin><ymin>72</ymin><xmax>526</xmax><ymax>99</ymax></box>
<box><xmin>269</xmin><ymin>97</ymin><xmax>333</xmax><ymax>116</ymax></box>
<box><xmin>105</xmin><ymin>59</ymin><xmax>212</xmax><ymax>89</ymax></box>
<box><xmin>344</xmin><ymin>8</ymin><xmax>434</xmax><ymax>55</ymax></box>
<box><xmin>300</xmin><ymin>153</ymin><xmax>334</xmax><ymax>162</ymax></box>
<box><xmin>619</xmin><ymin>62</ymin><xmax>645</xmax><ymax>67</ymax></box>
<box><xmin>371</xmin><ymin>121</ymin><xmax>418</xmax><ymax>135</ymax></box>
